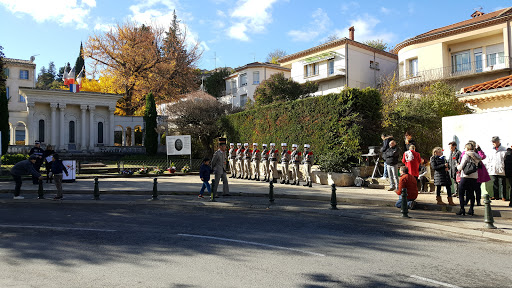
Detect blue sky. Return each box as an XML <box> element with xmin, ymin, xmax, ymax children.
<box><xmin>0</xmin><ymin>0</ymin><xmax>509</xmax><ymax>75</ymax></box>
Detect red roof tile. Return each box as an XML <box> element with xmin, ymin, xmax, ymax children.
<box><xmin>462</xmin><ymin>75</ymin><xmax>512</xmax><ymax>93</ymax></box>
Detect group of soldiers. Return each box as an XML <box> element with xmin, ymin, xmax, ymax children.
<box><xmin>228</xmin><ymin>142</ymin><xmax>314</xmax><ymax>187</ymax></box>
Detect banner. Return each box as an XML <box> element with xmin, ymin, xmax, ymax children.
<box><xmin>166</xmin><ymin>135</ymin><xmax>191</xmax><ymax>155</ymax></box>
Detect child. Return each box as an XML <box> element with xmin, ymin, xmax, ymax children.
<box><xmin>51</xmin><ymin>154</ymin><xmax>69</xmax><ymax>200</ymax></box>
<box><xmin>199</xmin><ymin>158</ymin><xmax>212</xmax><ymax>198</ymax></box>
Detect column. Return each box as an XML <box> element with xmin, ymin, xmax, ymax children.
<box><xmin>26</xmin><ymin>102</ymin><xmax>35</xmax><ymax>145</ymax></box>
<box><xmin>9</xmin><ymin>124</ymin><xmax>14</xmax><ymax>145</ymax></box>
<box><xmin>89</xmin><ymin>105</ymin><xmax>95</xmax><ymax>151</ymax></box>
<box><xmin>80</xmin><ymin>105</ymin><xmax>87</xmax><ymax>151</ymax></box>
<box><xmin>50</xmin><ymin>103</ymin><xmax>58</xmax><ymax>147</ymax></box>
<box><xmin>59</xmin><ymin>104</ymin><xmax>66</xmax><ymax>150</ymax></box>
<box><xmin>130</xmin><ymin>128</ymin><xmax>135</xmax><ymax>146</ymax></box>
<box><xmin>109</xmin><ymin>106</ymin><xmax>115</xmax><ymax>146</ymax></box>
<box><xmin>122</xmin><ymin>128</ymin><xmax>126</xmax><ymax>146</ymax></box>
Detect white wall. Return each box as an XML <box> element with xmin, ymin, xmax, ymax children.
<box><xmin>347</xmin><ymin>45</ymin><xmax>398</xmax><ymax>89</ymax></box>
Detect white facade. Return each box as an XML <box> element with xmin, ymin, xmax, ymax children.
<box><xmin>279</xmin><ymin>39</ymin><xmax>398</xmax><ymax>96</ymax></box>
<box><xmin>224</xmin><ymin>62</ymin><xmax>291</xmax><ymax>107</ymax></box>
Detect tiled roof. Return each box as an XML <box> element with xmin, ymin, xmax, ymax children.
<box><xmin>3</xmin><ymin>58</ymin><xmax>36</xmax><ymax>66</ymax></box>
<box><xmin>462</xmin><ymin>75</ymin><xmax>512</xmax><ymax>93</ymax></box>
<box><xmin>225</xmin><ymin>62</ymin><xmax>290</xmax><ymax>80</ymax></box>
<box><xmin>394</xmin><ymin>7</ymin><xmax>512</xmax><ymax>53</ymax></box>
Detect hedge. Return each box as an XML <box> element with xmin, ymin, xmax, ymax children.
<box><xmin>221</xmin><ymin>87</ymin><xmax>383</xmax><ymax>172</ymax></box>
<box><xmin>1</xmin><ymin>153</ymin><xmax>29</xmax><ymax>165</ymax></box>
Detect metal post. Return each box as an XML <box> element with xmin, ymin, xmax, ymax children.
<box><xmin>330</xmin><ymin>183</ymin><xmax>338</xmax><ymax>210</ymax></box>
<box><xmin>93</xmin><ymin>177</ymin><xmax>100</xmax><ymax>200</ymax></box>
<box><xmin>152</xmin><ymin>178</ymin><xmax>158</xmax><ymax>200</ymax></box>
<box><xmin>484</xmin><ymin>194</ymin><xmax>497</xmax><ymax>229</ymax></box>
<box><xmin>269</xmin><ymin>181</ymin><xmax>275</xmax><ymax>204</ymax></box>
<box><xmin>210</xmin><ymin>179</ymin><xmax>216</xmax><ymax>202</ymax></box>
<box><xmin>401</xmin><ymin>188</ymin><xmax>409</xmax><ymax>218</ymax></box>
<box><xmin>37</xmin><ymin>179</ymin><xmax>45</xmax><ymax>199</ymax></box>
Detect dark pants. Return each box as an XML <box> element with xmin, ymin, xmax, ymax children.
<box><xmin>492</xmin><ymin>175</ymin><xmax>507</xmax><ymax>199</ymax></box>
<box><xmin>459</xmin><ymin>178</ymin><xmax>477</xmax><ymax>211</ymax></box>
<box><xmin>418</xmin><ymin>176</ymin><xmax>428</xmax><ymax>192</ymax></box>
<box><xmin>507</xmin><ymin>176</ymin><xmax>512</xmax><ymax>201</ymax></box>
<box><xmin>11</xmin><ymin>174</ymin><xmax>22</xmax><ymax>197</ymax></box>
<box><xmin>436</xmin><ymin>185</ymin><xmax>452</xmax><ymax>197</ymax></box>
<box><xmin>32</xmin><ymin>162</ymin><xmax>42</xmax><ymax>184</ymax></box>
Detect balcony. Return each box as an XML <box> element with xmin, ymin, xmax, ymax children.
<box><xmin>399</xmin><ymin>56</ymin><xmax>511</xmax><ymax>86</ymax></box>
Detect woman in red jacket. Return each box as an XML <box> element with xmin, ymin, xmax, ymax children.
<box><xmin>402</xmin><ymin>145</ymin><xmax>421</xmax><ymax>178</ymax></box>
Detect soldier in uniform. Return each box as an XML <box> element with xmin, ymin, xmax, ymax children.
<box><xmin>268</xmin><ymin>143</ymin><xmax>279</xmax><ymax>183</ymax></box>
<box><xmin>235</xmin><ymin>143</ymin><xmax>244</xmax><ymax>179</ymax></box>
<box><xmin>280</xmin><ymin>143</ymin><xmax>291</xmax><ymax>184</ymax></box>
<box><xmin>261</xmin><ymin>144</ymin><xmax>270</xmax><ymax>182</ymax></box>
<box><xmin>303</xmin><ymin>144</ymin><xmax>314</xmax><ymax>187</ymax></box>
<box><xmin>228</xmin><ymin>143</ymin><xmax>237</xmax><ymax>178</ymax></box>
<box><xmin>243</xmin><ymin>143</ymin><xmax>252</xmax><ymax>179</ymax></box>
<box><xmin>290</xmin><ymin>144</ymin><xmax>302</xmax><ymax>186</ymax></box>
<box><xmin>251</xmin><ymin>143</ymin><xmax>261</xmax><ymax>181</ymax></box>
<box><xmin>211</xmin><ymin>142</ymin><xmax>230</xmax><ymax>197</ymax></box>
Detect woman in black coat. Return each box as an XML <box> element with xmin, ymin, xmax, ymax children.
<box><xmin>430</xmin><ymin>147</ymin><xmax>455</xmax><ymax>206</ymax></box>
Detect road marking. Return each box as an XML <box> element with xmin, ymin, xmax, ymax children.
<box><xmin>410</xmin><ymin>275</ymin><xmax>462</xmax><ymax>288</ymax></box>
<box><xmin>0</xmin><ymin>224</ymin><xmax>116</xmax><ymax>232</ymax></box>
<box><xmin>178</xmin><ymin>233</ymin><xmax>325</xmax><ymax>257</ymax></box>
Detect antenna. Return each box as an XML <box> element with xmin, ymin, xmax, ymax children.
<box><xmin>473</xmin><ymin>6</ymin><xmax>483</xmax><ymax>11</ymax></box>
<box><xmin>29</xmin><ymin>54</ymin><xmax>39</xmax><ymax>62</ymax></box>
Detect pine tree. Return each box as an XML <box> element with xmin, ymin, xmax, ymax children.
<box><xmin>74</xmin><ymin>42</ymin><xmax>85</xmax><ymax>75</ymax></box>
<box><xmin>143</xmin><ymin>92</ymin><xmax>158</xmax><ymax>155</ymax></box>
<box><xmin>0</xmin><ymin>45</ymin><xmax>9</xmax><ymax>155</ymax></box>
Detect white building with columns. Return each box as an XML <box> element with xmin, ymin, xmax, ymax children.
<box><xmin>4</xmin><ymin>58</ymin><xmax>144</xmax><ymax>153</ymax></box>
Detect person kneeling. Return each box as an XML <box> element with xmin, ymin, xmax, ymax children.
<box><xmin>395</xmin><ymin>166</ymin><xmax>419</xmax><ymax>209</ymax></box>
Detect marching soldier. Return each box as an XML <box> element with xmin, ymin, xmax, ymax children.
<box><xmin>303</xmin><ymin>144</ymin><xmax>314</xmax><ymax>187</ymax></box>
<box><xmin>235</xmin><ymin>143</ymin><xmax>244</xmax><ymax>179</ymax></box>
<box><xmin>251</xmin><ymin>143</ymin><xmax>261</xmax><ymax>181</ymax></box>
<box><xmin>261</xmin><ymin>144</ymin><xmax>270</xmax><ymax>182</ymax></box>
<box><xmin>290</xmin><ymin>144</ymin><xmax>302</xmax><ymax>185</ymax></box>
<box><xmin>243</xmin><ymin>143</ymin><xmax>252</xmax><ymax>179</ymax></box>
<box><xmin>228</xmin><ymin>143</ymin><xmax>237</xmax><ymax>178</ymax></box>
<box><xmin>268</xmin><ymin>143</ymin><xmax>279</xmax><ymax>183</ymax></box>
<box><xmin>280</xmin><ymin>143</ymin><xmax>291</xmax><ymax>184</ymax></box>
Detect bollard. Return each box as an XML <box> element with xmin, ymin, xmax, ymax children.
<box><xmin>210</xmin><ymin>179</ymin><xmax>216</xmax><ymax>202</ymax></box>
<box><xmin>152</xmin><ymin>178</ymin><xmax>158</xmax><ymax>200</ymax></box>
<box><xmin>401</xmin><ymin>188</ymin><xmax>409</xmax><ymax>218</ymax></box>
<box><xmin>484</xmin><ymin>194</ymin><xmax>497</xmax><ymax>229</ymax></box>
<box><xmin>268</xmin><ymin>180</ymin><xmax>275</xmax><ymax>204</ymax></box>
<box><xmin>93</xmin><ymin>177</ymin><xmax>100</xmax><ymax>200</ymax></box>
<box><xmin>330</xmin><ymin>183</ymin><xmax>338</xmax><ymax>210</ymax></box>
<box><xmin>37</xmin><ymin>179</ymin><xmax>45</xmax><ymax>199</ymax></box>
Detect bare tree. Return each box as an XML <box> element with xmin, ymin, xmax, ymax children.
<box><xmin>266</xmin><ymin>49</ymin><xmax>287</xmax><ymax>64</ymax></box>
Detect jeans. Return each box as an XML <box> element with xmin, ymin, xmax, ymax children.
<box><xmin>199</xmin><ymin>181</ymin><xmax>211</xmax><ymax>195</ymax></box>
<box><xmin>12</xmin><ymin>174</ymin><xmax>22</xmax><ymax>197</ymax></box>
<box><xmin>383</xmin><ymin>162</ymin><xmax>388</xmax><ymax>178</ymax></box>
<box><xmin>492</xmin><ymin>175</ymin><xmax>507</xmax><ymax>199</ymax></box>
<box><xmin>386</xmin><ymin>164</ymin><xmax>398</xmax><ymax>189</ymax></box>
<box><xmin>395</xmin><ymin>195</ymin><xmax>415</xmax><ymax>209</ymax></box>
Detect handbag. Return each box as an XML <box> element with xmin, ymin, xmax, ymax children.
<box><xmin>463</xmin><ymin>156</ymin><xmax>478</xmax><ymax>175</ymax></box>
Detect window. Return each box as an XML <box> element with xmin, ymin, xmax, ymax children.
<box><xmin>451</xmin><ymin>51</ymin><xmax>471</xmax><ymax>73</ymax></box>
<box><xmin>19</xmin><ymin>94</ymin><xmax>25</xmax><ymax>102</ymax></box>
<box><xmin>3</xmin><ymin>68</ymin><xmax>9</xmax><ymax>78</ymax></box>
<box><xmin>486</xmin><ymin>43</ymin><xmax>505</xmax><ymax>67</ymax></box>
<box><xmin>408</xmin><ymin>58</ymin><xmax>418</xmax><ymax>77</ymax></box>
<box><xmin>253</xmin><ymin>71</ymin><xmax>260</xmax><ymax>84</ymax></box>
<box><xmin>19</xmin><ymin>70</ymin><xmax>29</xmax><ymax>80</ymax></box>
<box><xmin>240</xmin><ymin>94</ymin><xmax>247</xmax><ymax>107</ymax></box>
<box><xmin>69</xmin><ymin>121</ymin><xmax>75</xmax><ymax>143</ymax></box>
<box><xmin>304</xmin><ymin>63</ymin><xmax>319</xmax><ymax>77</ymax></box>
<box><xmin>474</xmin><ymin>48</ymin><xmax>483</xmax><ymax>73</ymax></box>
<box><xmin>328</xmin><ymin>60</ymin><xmax>334</xmax><ymax>75</ymax></box>
<box><xmin>38</xmin><ymin>120</ymin><xmax>45</xmax><ymax>143</ymax></box>
<box><xmin>15</xmin><ymin>129</ymin><xmax>25</xmax><ymax>145</ymax></box>
<box><xmin>6</xmin><ymin>87</ymin><xmax>9</xmax><ymax>99</ymax></box>
<box><xmin>240</xmin><ymin>73</ymin><xmax>247</xmax><ymax>86</ymax></box>
<box><xmin>98</xmin><ymin>122</ymin><xmax>104</xmax><ymax>144</ymax></box>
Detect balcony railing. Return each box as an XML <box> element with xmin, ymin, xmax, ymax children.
<box><xmin>399</xmin><ymin>56</ymin><xmax>511</xmax><ymax>85</ymax></box>
<box><xmin>223</xmin><ymin>88</ymin><xmax>237</xmax><ymax>96</ymax></box>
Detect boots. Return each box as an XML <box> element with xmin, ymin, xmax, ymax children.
<box><xmin>295</xmin><ymin>181</ymin><xmax>300</xmax><ymax>186</ymax></box>
<box><xmin>263</xmin><ymin>176</ymin><xmax>267</xmax><ymax>182</ymax></box>
<box><xmin>280</xmin><ymin>180</ymin><xmax>285</xmax><ymax>184</ymax></box>
<box><xmin>436</xmin><ymin>196</ymin><xmax>446</xmax><ymax>205</ymax></box>
<box><xmin>291</xmin><ymin>181</ymin><xmax>296</xmax><ymax>185</ymax></box>
<box><xmin>447</xmin><ymin>197</ymin><xmax>456</xmax><ymax>206</ymax></box>
<box><xmin>285</xmin><ymin>180</ymin><xmax>290</xmax><ymax>185</ymax></box>
<box><xmin>456</xmin><ymin>208</ymin><xmax>466</xmax><ymax>216</ymax></box>
<box><xmin>303</xmin><ymin>181</ymin><xmax>309</xmax><ymax>187</ymax></box>
<box><xmin>309</xmin><ymin>181</ymin><xmax>312</xmax><ymax>187</ymax></box>
<box><xmin>256</xmin><ymin>177</ymin><xmax>260</xmax><ymax>181</ymax></box>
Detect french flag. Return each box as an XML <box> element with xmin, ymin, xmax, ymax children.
<box><xmin>69</xmin><ymin>84</ymin><xmax>80</xmax><ymax>93</ymax></box>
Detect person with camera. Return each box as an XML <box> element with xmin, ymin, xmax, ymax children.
<box><xmin>456</xmin><ymin>143</ymin><xmax>482</xmax><ymax>216</ymax></box>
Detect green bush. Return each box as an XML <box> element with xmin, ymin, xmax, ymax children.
<box><xmin>221</xmin><ymin>87</ymin><xmax>383</xmax><ymax>171</ymax></box>
<box><xmin>1</xmin><ymin>154</ymin><xmax>29</xmax><ymax>165</ymax></box>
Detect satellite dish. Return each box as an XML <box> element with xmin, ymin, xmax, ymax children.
<box><xmin>30</xmin><ymin>56</ymin><xmax>35</xmax><ymax>62</ymax></box>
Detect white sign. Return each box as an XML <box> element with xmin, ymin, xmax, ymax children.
<box><xmin>166</xmin><ymin>135</ymin><xmax>191</xmax><ymax>155</ymax></box>
<box><xmin>62</xmin><ymin>160</ymin><xmax>76</xmax><ymax>181</ymax></box>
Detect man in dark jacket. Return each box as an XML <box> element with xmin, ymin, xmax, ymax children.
<box><xmin>383</xmin><ymin>140</ymin><xmax>400</xmax><ymax>191</ymax></box>
<box><xmin>505</xmin><ymin>146</ymin><xmax>512</xmax><ymax>207</ymax></box>
<box><xmin>448</xmin><ymin>141</ymin><xmax>462</xmax><ymax>197</ymax></box>
<box><xmin>29</xmin><ymin>141</ymin><xmax>45</xmax><ymax>184</ymax></box>
<box><xmin>10</xmin><ymin>155</ymin><xmax>43</xmax><ymax>199</ymax></box>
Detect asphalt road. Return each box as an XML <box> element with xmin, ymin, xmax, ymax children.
<box><xmin>1</xmin><ymin>198</ymin><xmax>512</xmax><ymax>288</ymax></box>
